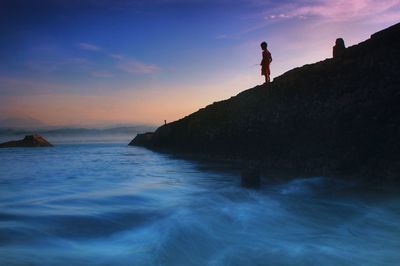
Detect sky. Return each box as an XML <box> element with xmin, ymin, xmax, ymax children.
<box><xmin>0</xmin><ymin>0</ymin><xmax>399</xmax><ymax>126</ymax></box>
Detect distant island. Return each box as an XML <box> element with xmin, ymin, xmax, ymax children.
<box><xmin>130</xmin><ymin>23</ymin><xmax>400</xmax><ymax>181</ymax></box>
<box><xmin>0</xmin><ymin>134</ymin><xmax>53</xmax><ymax>148</ymax></box>
<box><xmin>0</xmin><ymin>124</ymin><xmax>157</xmax><ymax>144</ymax></box>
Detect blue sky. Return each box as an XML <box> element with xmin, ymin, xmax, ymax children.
<box><xmin>1</xmin><ymin>0</ymin><xmax>399</xmax><ymax>125</ymax></box>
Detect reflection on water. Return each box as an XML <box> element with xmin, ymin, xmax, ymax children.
<box><xmin>0</xmin><ymin>143</ymin><xmax>399</xmax><ymax>265</ymax></box>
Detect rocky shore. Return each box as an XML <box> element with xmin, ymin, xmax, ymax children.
<box><xmin>130</xmin><ymin>23</ymin><xmax>400</xmax><ymax>181</ymax></box>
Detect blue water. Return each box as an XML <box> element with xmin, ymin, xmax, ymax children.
<box><xmin>0</xmin><ymin>143</ymin><xmax>400</xmax><ymax>265</ymax></box>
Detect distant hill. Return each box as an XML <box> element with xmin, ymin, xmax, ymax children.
<box><xmin>0</xmin><ymin>116</ymin><xmax>48</xmax><ymax>129</ymax></box>
<box><xmin>130</xmin><ymin>23</ymin><xmax>400</xmax><ymax>181</ymax></box>
<box><xmin>0</xmin><ymin>125</ymin><xmax>156</xmax><ymax>136</ymax></box>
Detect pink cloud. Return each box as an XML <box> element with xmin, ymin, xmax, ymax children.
<box><xmin>265</xmin><ymin>0</ymin><xmax>400</xmax><ymax>22</ymax></box>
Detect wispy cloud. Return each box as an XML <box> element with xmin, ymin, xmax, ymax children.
<box><xmin>109</xmin><ymin>53</ymin><xmax>125</xmax><ymax>60</ymax></box>
<box><xmin>78</xmin><ymin>42</ymin><xmax>101</xmax><ymax>51</ymax></box>
<box><xmin>24</xmin><ymin>47</ymin><xmax>160</xmax><ymax>77</ymax></box>
<box><xmin>24</xmin><ymin>57</ymin><xmax>90</xmax><ymax>73</ymax></box>
<box><xmin>217</xmin><ymin>0</ymin><xmax>400</xmax><ymax>40</ymax></box>
<box><xmin>118</xmin><ymin>60</ymin><xmax>160</xmax><ymax>74</ymax></box>
<box><xmin>109</xmin><ymin>54</ymin><xmax>161</xmax><ymax>74</ymax></box>
<box><xmin>264</xmin><ymin>0</ymin><xmax>400</xmax><ymax>22</ymax></box>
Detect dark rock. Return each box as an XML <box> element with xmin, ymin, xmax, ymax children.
<box><xmin>129</xmin><ymin>132</ymin><xmax>155</xmax><ymax>147</ymax></box>
<box><xmin>241</xmin><ymin>165</ymin><xmax>261</xmax><ymax>188</ymax></box>
<box><xmin>333</xmin><ymin>38</ymin><xmax>346</xmax><ymax>59</ymax></box>
<box><xmin>0</xmin><ymin>134</ymin><xmax>53</xmax><ymax>148</ymax></box>
<box><xmin>129</xmin><ymin>23</ymin><xmax>400</xmax><ymax>181</ymax></box>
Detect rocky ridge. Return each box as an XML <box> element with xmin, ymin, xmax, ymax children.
<box><xmin>130</xmin><ymin>23</ymin><xmax>400</xmax><ymax>181</ymax></box>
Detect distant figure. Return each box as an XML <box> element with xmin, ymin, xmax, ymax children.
<box><xmin>164</xmin><ymin>120</ymin><xmax>167</xmax><ymax>125</ymax></box>
<box><xmin>333</xmin><ymin>38</ymin><xmax>346</xmax><ymax>59</ymax></box>
<box><xmin>260</xmin><ymin>41</ymin><xmax>272</xmax><ymax>83</ymax></box>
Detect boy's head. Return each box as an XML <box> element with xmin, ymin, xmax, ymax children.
<box><xmin>260</xmin><ymin>41</ymin><xmax>267</xmax><ymax>50</ymax></box>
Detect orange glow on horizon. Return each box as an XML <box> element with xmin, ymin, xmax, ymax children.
<box><xmin>1</xmin><ymin>77</ymin><xmax>254</xmax><ymax>126</ymax></box>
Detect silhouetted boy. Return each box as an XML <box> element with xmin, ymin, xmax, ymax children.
<box><xmin>260</xmin><ymin>41</ymin><xmax>272</xmax><ymax>83</ymax></box>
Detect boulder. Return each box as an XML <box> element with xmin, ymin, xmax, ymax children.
<box><xmin>128</xmin><ymin>132</ymin><xmax>155</xmax><ymax>147</ymax></box>
<box><xmin>0</xmin><ymin>134</ymin><xmax>53</xmax><ymax>148</ymax></box>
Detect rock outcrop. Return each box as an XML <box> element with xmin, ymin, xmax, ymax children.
<box><xmin>130</xmin><ymin>23</ymin><xmax>400</xmax><ymax>181</ymax></box>
<box><xmin>129</xmin><ymin>132</ymin><xmax>155</xmax><ymax>146</ymax></box>
<box><xmin>0</xmin><ymin>134</ymin><xmax>53</xmax><ymax>148</ymax></box>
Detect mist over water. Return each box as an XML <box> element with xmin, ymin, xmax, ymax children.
<box><xmin>0</xmin><ymin>143</ymin><xmax>399</xmax><ymax>265</ymax></box>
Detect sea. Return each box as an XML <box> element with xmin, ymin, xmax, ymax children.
<box><xmin>0</xmin><ymin>135</ymin><xmax>400</xmax><ymax>265</ymax></box>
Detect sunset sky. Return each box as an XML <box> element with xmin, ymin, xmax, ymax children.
<box><xmin>1</xmin><ymin>0</ymin><xmax>399</xmax><ymax>126</ymax></box>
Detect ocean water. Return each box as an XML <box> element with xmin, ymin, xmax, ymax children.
<box><xmin>0</xmin><ymin>142</ymin><xmax>400</xmax><ymax>266</ymax></box>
